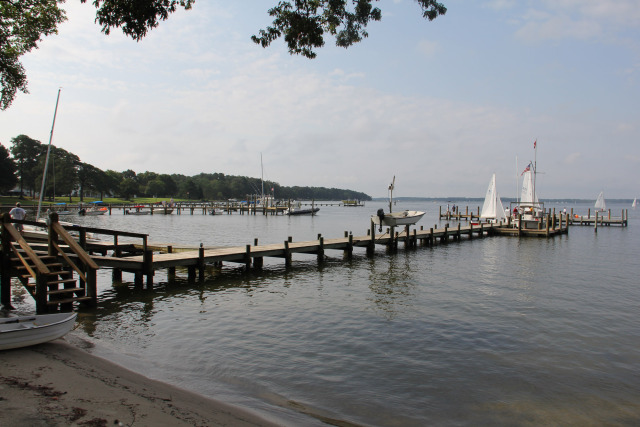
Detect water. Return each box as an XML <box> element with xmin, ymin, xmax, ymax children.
<box><xmin>11</xmin><ymin>201</ymin><xmax>640</xmax><ymax>425</ymax></box>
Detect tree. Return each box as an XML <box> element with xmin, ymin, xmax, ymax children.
<box><xmin>252</xmin><ymin>0</ymin><xmax>446</xmax><ymax>59</ymax></box>
<box><xmin>0</xmin><ymin>0</ymin><xmax>67</xmax><ymax>110</ymax></box>
<box><xmin>0</xmin><ymin>142</ymin><xmax>18</xmax><ymax>192</ymax></box>
<box><xmin>10</xmin><ymin>134</ymin><xmax>45</xmax><ymax>196</ymax></box>
<box><xmin>118</xmin><ymin>177</ymin><xmax>138</xmax><ymax>200</ymax></box>
<box><xmin>1</xmin><ymin>1</ymin><xmax>446</xmax><ymax>109</ymax></box>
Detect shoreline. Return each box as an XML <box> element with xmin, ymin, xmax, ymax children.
<box><xmin>0</xmin><ymin>337</ymin><xmax>281</xmax><ymax>427</ymax></box>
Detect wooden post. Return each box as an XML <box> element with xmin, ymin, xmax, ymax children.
<box><xmin>368</xmin><ymin>219</ymin><xmax>375</xmax><ymax>257</ymax></box>
<box><xmin>545</xmin><ymin>213</ymin><xmax>550</xmax><ymax>237</ymax></box>
<box><xmin>318</xmin><ymin>236</ymin><xmax>325</xmax><ymax>262</ymax></box>
<box><xmin>245</xmin><ymin>245</ymin><xmax>251</xmax><ymax>270</ymax></box>
<box><xmin>48</xmin><ymin>212</ymin><xmax>59</xmax><ymax>257</ymax></box>
<box><xmin>429</xmin><ymin>227</ymin><xmax>434</xmax><ymax>247</ymax></box>
<box><xmin>594</xmin><ymin>211</ymin><xmax>598</xmax><ymax>233</ymax></box>
<box><xmin>518</xmin><ymin>214</ymin><xmax>523</xmax><ymax>237</ymax></box>
<box><xmin>456</xmin><ymin>223</ymin><xmax>461</xmax><ymax>241</ymax></box>
<box><xmin>1</xmin><ymin>213</ymin><xmax>14</xmax><ymax>309</ymax></box>
<box><xmin>144</xmin><ymin>249</ymin><xmax>153</xmax><ymax>288</ymax></box>
<box><xmin>35</xmin><ymin>271</ymin><xmax>48</xmax><ymax>314</ymax></box>
<box><xmin>167</xmin><ymin>246</ymin><xmax>175</xmax><ymax>280</ymax></box>
<box><xmin>198</xmin><ymin>243</ymin><xmax>204</xmax><ymax>281</ymax></box>
<box><xmin>345</xmin><ymin>234</ymin><xmax>353</xmax><ymax>259</ymax></box>
<box><xmin>284</xmin><ymin>240</ymin><xmax>291</xmax><ymax>267</ymax></box>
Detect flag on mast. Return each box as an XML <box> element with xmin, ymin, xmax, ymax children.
<box><xmin>534</xmin><ymin>140</ymin><xmax>537</xmax><ymax>149</ymax></box>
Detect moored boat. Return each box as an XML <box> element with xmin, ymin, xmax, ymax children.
<box><xmin>0</xmin><ymin>312</ymin><xmax>77</xmax><ymax>350</ymax></box>
<box><xmin>478</xmin><ymin>173</ymin><xmax>507</xmax><ymax>224</ymax></box>
<box><xmin>284</xmin><ymin>201</ymin><xmax>319</xmax><ymax>215</ymax></box>
<box><xmin>595</xmin><ymin>191</ymin><xmax>607</xmax><ymax>212</ymax></box>
<box><xmin>371</xmin><ymin>176</ymin><xmax>424</xmax><ymax>230</ymax></box>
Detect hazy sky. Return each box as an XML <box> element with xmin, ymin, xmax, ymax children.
<box><xmin>1</xmin><ymin>0</ymin><xmax>639</xmax><ymax>199</ymax></box>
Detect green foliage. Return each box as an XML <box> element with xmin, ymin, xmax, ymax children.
<box><xmin>10</xmin><ymin>134</ymin><xmax>45</xmax><ymax>195</ymax></box>
<box><xmin>80</xmin><ymin>0</ymin><xmax>194</xmax><ymax>41</ymax></box>
<box><xmin>1</xmin><ymin>0</ymin><xmax>446</xmax><ymax>109</ymax></box>
<box><xmin>252</xmin><ymin>0</ymin><xmax>446</xmax><ymax>58</ymax></box>
<box><xmin>5</xmin><ymin>134</ymin><xmax>370</xmax><ymax>200</ymax></box>
<box><xmin>0</xmin><ymin>0</ymin><xmax>67</xmax><ymax>109</ymax></box>
<box><xmin>0</xmin><ymin>142</ymin><xmax>18</xmax><ymax>192</ymax></box>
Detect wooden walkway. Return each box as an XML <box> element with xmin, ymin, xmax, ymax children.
<box><xmin>1</xmin><ymin>212</ymin><xmax>573</xmax><ymax>310</ymax></box>
<box><xmin>87</xmin><ymin>220</ymin><xmax>571</xmax><ymax>287</ymax></box>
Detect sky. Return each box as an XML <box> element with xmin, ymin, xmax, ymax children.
<box><xmin>1</xmin><ymin>0</ymin><xmax>639</xmax><ymax>199</ymax></box>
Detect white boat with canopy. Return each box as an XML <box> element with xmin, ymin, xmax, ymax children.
<box><xmin>371</xmin><ymin>176</ymin><xmax>425</xmax><ymax>230</ymax></box>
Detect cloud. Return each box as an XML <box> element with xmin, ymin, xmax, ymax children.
<box><xmin>417</xmin><ymin>40</ymin><xmax>439</xmax><ymax>56</ymax></box>
<box><xmin>513</xmin><ymin>0</ymin><xmax>640</xmax><ymax>42</ymax></box>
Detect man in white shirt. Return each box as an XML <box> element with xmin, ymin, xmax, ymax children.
<box><xmin>9</xmin><ymin>202</ymin><xmax>27</xmax><ymax>233</ymax></box>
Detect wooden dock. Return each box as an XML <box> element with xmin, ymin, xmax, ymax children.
<box><xmin>439</xmin><ymin>205</ymin><xmax>629</xmax><ymax>227</ymax></box>
<box><xmin>1</xmin><ymin>210</ymin><xmax>576</xmax><ymax>312</ymax></box>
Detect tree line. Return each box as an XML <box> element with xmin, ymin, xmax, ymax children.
<box><xmin>0</xmin><ymin>135</ymin><xmax>371</xmax><ymax>202</ymax></box>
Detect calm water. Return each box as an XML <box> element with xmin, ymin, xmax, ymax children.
<box><xmin>11</xmin><ymin>200</ymin><xmax>640</xmax><ymax>426</ymax></box>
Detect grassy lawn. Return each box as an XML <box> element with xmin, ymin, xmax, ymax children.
<box><xmin>0</xmin><ymin>196</ymin><xmax>187</xmax><ymax>207</ymax></box>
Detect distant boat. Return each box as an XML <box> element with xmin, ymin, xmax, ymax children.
<box><xmin>371</xmin><ymin>176</ymin><xmax>425</xmax><ymax>229</ymax></box>
<box><xmin>595</xmin><ymin>191</ymin><xmax>607</xmax><ymax>211</ymax></box>
<box><xmin>342</xmin><ymin>200</ymin><xmax>364</xmax><ymax>207</ymax></box>
<box><xmin>0</xmin><ymin>312</ymin><xmax>77</xmax><ymax>350</ymax></box>
<box><xmin>284</xmin><ymin>201</ymin><xmax>319</xmax><ymax>216</ymax></box>
<box><xmin>124</xmin><ymin>206</ymin><xmax>150</xmax><ymax>215</ymax></box>
<box><xmin>479</xmin><ymin>173</ymin><xmax>507</xmax><ymax>223</ymax></box>
<box><xmin>78</xmin><ymin>207</ymin><xmax>107</xmax><ymax>216</ymax></box>
<box><xmin>632</xmin><ymin>198</ymin><xmax>637</xmax><ymax>209</ymax></box>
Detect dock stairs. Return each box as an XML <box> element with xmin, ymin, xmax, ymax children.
<box><xmin>1</xmin><ymin>213</ymin><xmax>98</xmax><ymax>313</ymax></box>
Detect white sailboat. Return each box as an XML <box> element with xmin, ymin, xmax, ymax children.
<box><xmin>633</xmin><ymin>198</ymin><xmax>637</xmax><ymax>209</ymax></box>
<box><xmin>480</xmin><ymin>173</ymin><xmax>507</xmax><ymax>223</ymax></box>
<box><xmin>595</xmin><ymin>191</ymin><xmax>607</xmax><ymax>211</ymax></box>
<box><xmin>511</xmin><ymin>141</ymin><xmax>546</xmax><ymax>229</ymax></box>
<box><xmin>371</xmin><ymin>176</ymin><xmax>425</xmax><ymax>229</ymax></box>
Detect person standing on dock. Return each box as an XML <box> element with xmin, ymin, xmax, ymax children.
<box><xmin>9</xmin><ymin>202</ymin><xmax>27</xmax><ymax>233</ymax></box>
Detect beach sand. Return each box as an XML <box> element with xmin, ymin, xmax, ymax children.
<box><xmin>0</xmin><ymin>337</ymin><xmax>279</xmax><ymax>427</ymax></box>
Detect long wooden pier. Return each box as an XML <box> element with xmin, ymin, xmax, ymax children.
<box><xmin>1</xmin><ymin>210</ymin><xmax>573</xmax><ymax>312</ymax></box>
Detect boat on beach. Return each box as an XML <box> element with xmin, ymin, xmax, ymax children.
<box><xmin>371</xmin><ymin>177</ymin><xmax>425</xmax><ymax>229</ymax></box>
<box><xmin>0</xmin><ymin>312</ymin><xmax>77</xmax><ymax>350</ymax></box>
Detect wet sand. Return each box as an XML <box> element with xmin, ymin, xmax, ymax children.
<box><xmin>0</xmin><ymin>337</ymin><xmax>279</xmax><ymax>427</ymax></box>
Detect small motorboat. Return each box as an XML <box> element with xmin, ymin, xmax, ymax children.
<box><xmin>372</xmin><ymin>209</ymin><xmax>425</xmax><ymax>227</ymax></box>
<box><xmin>284</xmin><ymin>202</ymin><xmax>320</xmax><ymax>215</ymax></box>
<box><xmin>0</xmin><ymin>312</ymin><xmax>77</xmax><ymax>350</ymax></box>
<box><xmin>124</xmin><ymin>206</ymin><xmax>150</xmax><ymax>215</ymax></box>
<box><xmin>371</xmin><ymin>176</ymin><xmax>425</xmax><ymax>229</ymax></box>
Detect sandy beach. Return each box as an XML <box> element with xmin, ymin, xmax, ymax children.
<box><xmin>0</xmin><ymin>336</ymin><xmax>279</xmax><ymax>427</ymax></box>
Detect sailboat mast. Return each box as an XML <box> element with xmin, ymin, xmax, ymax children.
<box><xmin>37</xmin><ymin>88</ymin><xmax>61</xmax><ymax>221</ymax></box>
<box><xmin>515</xmin><ymin>155</ymin><xmax>519</xmax><ymax>206</ymax></box>
<box><xmin>533</xmin><ymin>139</ymin><xmax>537</xmax><ymax>205</ymax></box>
<box><xmin>260</xmin><ymin>153</ymin><xmax>264</xmax><ymax>202</ymax></box>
